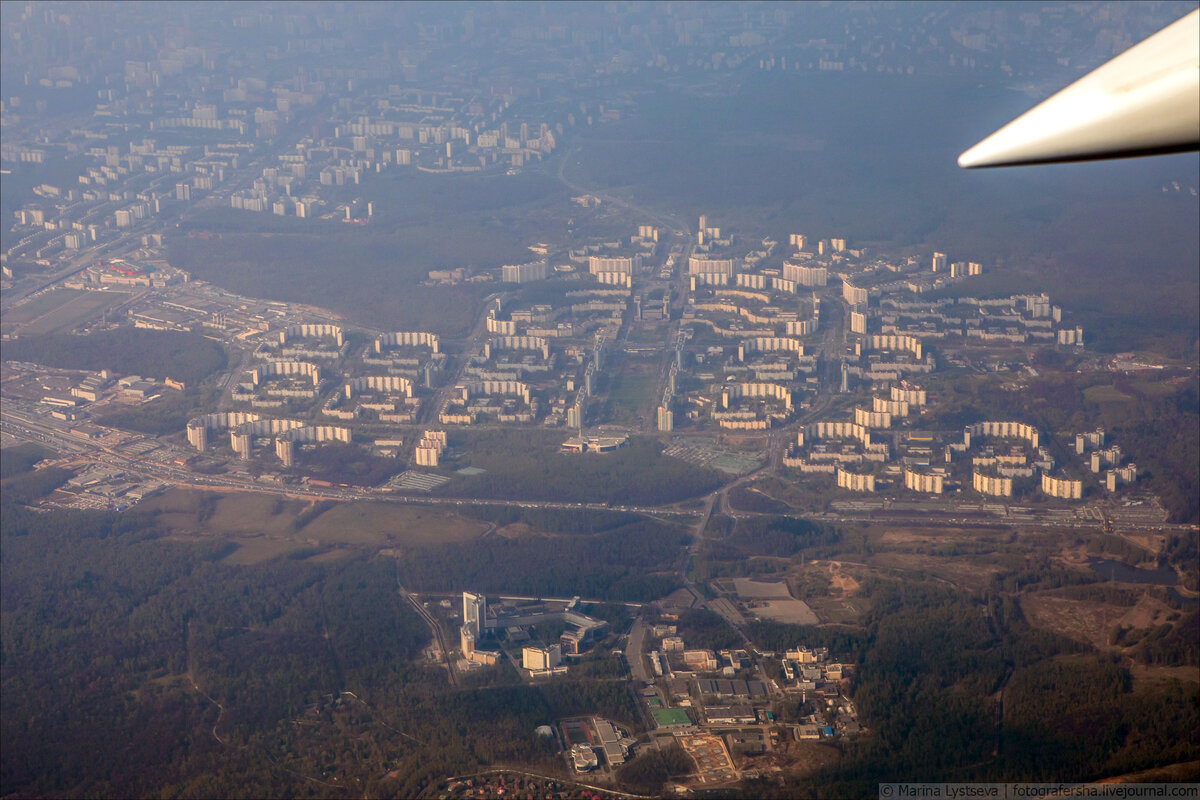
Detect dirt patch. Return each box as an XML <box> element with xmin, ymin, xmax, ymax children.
<box><xmin>762</xmin><ymin>739</ymin><xmax>841</xmax><ymax>775</ymax></box>
<box><xmin>1114</xmin><ymin>595</ymin><xmax>1177</xmax><ymax>631</ymax></box>
<box><xmin>807</xmin><ymin>596</ymin><xmax>864</xmax><ymax>625</ymax></box>
<box><xmin>732</xmin><ymin>578</ymin><xmax>793</xmax><ymax>599</ymax></box>
<box><xmin>867</xmin><ymin>551</ymin><xmax>1000</xmax><ymax>591</ymax></box>
<box><xmin>880</xmin><ymin>529</ymin><xmax>944</xmax><ymax>544</ymax></box>
<box><xmin>747</xmin><ymin>599</ymin><xmax>819</xmax><ymax>625</ymax></box>
<box><xmin>828</xmin><ymin>562</ymin><xmax>861</xmax><ymax>596</ymax></box>
<box><xmin>1021</xmin><ymin>595</ymin><xmax>1129</xmax><ymax>649</ymax></box>
<box><xmin>495</xmin><ymin>522</ymin><xmax>533</xmax><ymax>538</ymax></box>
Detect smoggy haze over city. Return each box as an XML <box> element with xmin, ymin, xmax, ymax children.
<box><xmin>2</xmin><ymin>2</ymin><xmax>1198</xmax><ymax>798</ymax></box>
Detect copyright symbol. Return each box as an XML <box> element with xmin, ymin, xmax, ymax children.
<box><xmin>881</xmin><ymin>786</ymin><xmax>894</xmax><ymax>798</ymax></box>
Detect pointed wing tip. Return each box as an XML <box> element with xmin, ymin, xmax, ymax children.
<box><xmin>957</xmin><ymin>150</ymin><xmax>983</xmax><ymax>169</ymax></box>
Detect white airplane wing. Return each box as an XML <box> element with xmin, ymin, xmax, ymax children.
<box><xmin>959</xmin><ymin>9</ymin><xmax>1200</xmax><ymax>168</ymax></box>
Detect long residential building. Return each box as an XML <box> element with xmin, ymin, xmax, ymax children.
<box><xmin>1041</xmin><ymin>473</ymin><xmax>1083</xmax><ymax>499</ymax></box>
<box><xmin>375</xmin><ymin>330</ymin><xmax>440</xmax><ymax>353</ymax></box>
<box><xmin>891</xmin><ymin>386</ymin><xmax>927</xmax><ymax>406</ymax></box>
<box><xmin>964</xmin><ymin>421</ymin><xmax>1039</xmax><ymax>448</ymax></box>
<box><xmin>502</xmin><ymin>260</ymin><xmax>548</xmax><ymax>283</ymax></box>
<box><xmin>836</xmin><ymin>468</ymin><xmax>876</xmax><ymax>493</ymax></box>
<box><xmin>973</xmin><ymin>471</ymin><xmax>1014</xmax><ymax>497</ymax></box>
<box><xmin>782</xmin><ymin>261</ymin><xmax>827</xmax><ymax>287</ymax></box>
<box><xmin>588</xmin><ymin>255</ymin><xmax>641</xmax><ymax>275</ymax></box>
<box><xmin>904</xmin><ymin>469</ymin><xmax>944</xmax><ymax>494</ymax></box>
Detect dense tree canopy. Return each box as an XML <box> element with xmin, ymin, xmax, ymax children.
<box><xmin>4</xmin><ymin>327</ymin><xmax>227</xmax><ymax>385</ymax></box>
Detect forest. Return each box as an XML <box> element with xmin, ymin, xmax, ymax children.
<box><xmin>3</xmin><ymin>441</ymin><xmax>1197</xmax><ymax>797</ymax></box>
<box><xmin>3</xmin><ymin>327</ymin><xmax>228</xmax><ymax>385</ymax></box>
<box><xmin>96</xmin><ymin>384</ymin><xmax>220</xmax><ymax>436</ymax></box>
<box><xmin>396</xmin><ymin>517</ymin><xmax>687</xmax><ymax>602</ymax></box>
<box><xmin>163</xmin><ymin>168</ymin><xmax>571</xmax><ymax>339</ymax></box>
<box><xmin>288</xmin><ymin>441</ymin><xmax>407</xmax><ymax>487</ymax></box>
<box><xmin>757</xmin><ymin>578</ymin><xmax>1199</xmax><ymax>798</ymax></box>
<box><xmin>0</xmin><ymin>487</ymin><xmax>654</xmax><ymax>799</ymax></box>
<box><xmin>0</xmin><ymin>441</ymin><xmax>54</xmax><ymax>478</ymax></box>
<box><xmin>693</xmin><ymin>514</ymin><xmax>858</xmax><ymax>582</ymax></box>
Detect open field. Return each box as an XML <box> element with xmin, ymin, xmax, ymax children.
<box><xmin>300</xmin><ymin>501</ymin><xmax>488</xmax><ymax>546</ymax></box>
<box><xmin>729</xmin><ymin>578</ymin><xmax>820</xmax><ymax>624</ymax></box>
<box><xmin>212</xmin><ymin>536</ymin><xmax>300</xmax><ymax>565</ymax></box>
<box><xmin>1021</xmin><ymin>592</ymin><xmax>1182</xmax><ymax>653</ymax></box>
<box><xmin>2</xmin><ymin>288</ymin><xmax>131</xmax><ymax>335</ymax></box>
<box><xmin>1083</xmin><ymin>384</ymin><xmax>1136</xmax><ymax>404</ymax></box>
<box><xmin>732</xmin><ymin>578</ymin><xmax>792</xmax><ymax>599</ymax></box>
<box><xmin>600</xmin><ymin>366</ymin><xmax>659</xmax><ymax>425</ymax></box>
<box><xmin>137</xmin><ymin>489</ymin><xmax>489</xmax><ymax>563</ymax></box>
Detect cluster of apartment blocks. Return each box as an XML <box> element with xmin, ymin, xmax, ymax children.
<box><xmin>189</xmin><ymin>320</ymin><xmax>449</xmax><ymax>452</ymax></box>
<box><xmin>443</xmin><ymin>290</ymin><xmax>621</xmax><ymax>428</ymax></box>
<box><xmin>855</xmin><ymin>289</ymin><xmax>1084</xmax><ymax>347</ymax></box>
<box><xmin>588</xmin><ymin>254</ymin><xmax>641</xmax><ymax>288</ymax></box>
<box><xmin>1075</xmin><ymin>427</ymin><xmax>1139</xmax><ymax>491</ymax></box>
<box><xmin>786</xmin><ymin>385</ymin><xmax>925</xmax><ymax>474</ymax></box>
<box><xmin>8</xmin><ymin>138</ymin><xmax>254</xmax><ymax>264</ymax></box>
<box><xmin>671</xmin><ymin>234</ymin><xmax>823</xmax><ymax>429</ymax></box>
<box><xmin>185</xmin><ymin>411</ymin><xmax>350</xmax><ymax>466</ymax></box>
<box><xmin>788</xmin><ymin>384</ymin><xmax>1087</xmax><ymax>499</ymax></box>
<box><xmin>414</xmin><ymin>430</ymin><xmax>447</xmax><ymax>467</ymax></box>
<box><xmin>218</xmin><ymin>89</ymin><xmax>563</xmax><ymax>218</ymax></box>
<box><xmin>252</xmin><ymin>323</ymin><xmax>351</xmax><ymax>362</ymax></box>
<box><xmin>688</xmin><ymin>294</ymin><xmax>820</xmax><ymax>338</ymax></box>
<box><xmin>837</xmin><ymin>248</ymin><xmax>1088</xmax><ymax>351</ymax></box>
<box><xmin>231</xmin><ymin>360</ymin><xmax>325</xmax><ymax>406</ymax></box>
<box><xmin>931</xmin><ymin>252</ymin><xmax>983</xmax><ymax>277</ymax></box>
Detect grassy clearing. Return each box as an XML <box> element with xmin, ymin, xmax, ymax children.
<box><xmin>220</xmin><ymin>537</ymin><xmax>303</xmax><ymax>565</ymax></box>
<box><xmin>299</xmin><ymin>502</ymin><xmax>488</xmax><ymax>546</ymax></box>
<box><xmin>440</xmin><ymin>429</ymin><xmax>726</xmax><ymax>505</ymax></box>
<box><xmin>604</xmin><ymin>368</ymin><xmax>659</xmax><ymax>421</ymax></box>
<box><xmin>138</xmin><ymin>489</ymin><xmax>488</xmax><ymax>558</ymax></box>
<box><xmin>1083</xmin><ymin>384</ymin><xmax>1134</xmax><ymax>403</ymax></box>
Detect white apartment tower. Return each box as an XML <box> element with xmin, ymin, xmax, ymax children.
<box><xmin>463</xmin><ymin>591</ymin><xmax>486</xmax><ymax>638</ymax></box>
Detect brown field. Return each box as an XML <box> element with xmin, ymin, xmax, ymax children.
<box><xmin>1021</xmin><ymin>592</ymin><xmax>1179</xmax><ymax>652</ymax></box>
<box><xmin>880</xmin><ymin>527</ymin><xmax>957</xmax><ymax>545</ymax></box>
<box><xmin>142</xmin><ymin>491</ymin><xmax>306</xmax><ymax>536</ymax></box>
<box><xmin>806</xmin><ymin>596</ymin><xmax>865</xmax><ymax>625</ymax></box>
<box><xmin>760</xmin><ymin>739</ymin><xmax>842</xmax><ymax>775</ymax></box>
<box><xmin>867</xmin><ymin>551</ymin><xmax>1003</xmax><ymax>591</ymax></box>
<box><xmin>827</xmin><ymin>561</ymin><xmax>862</xmax><ymax>595</ymax></box>
<box><xmin>1021</xmin><ymin>595</ymin><xmax>1131</xmax><ymax>650</ymax></box>
<box><xmin>220</xmin><ymin>537</ymin><xmax>303</xmax><ymax>565</ymax></box>
<box><xmin>1082</xmin><ymin>384</ymin><xmax>1134</xmax><ymax>403</ymax></box>
<box><xmin>300</xmin><ymin>502</ymin><xmax>488</xmax><ymax>546</ymax></box>
<box><xmin>495</xmin><ymin>522</ymin><xmax>533</xmax><ymax>538</ymax></box>
<box><xmin>139</xmin><ymin>489</ymin><xmax>488</xmax><ymax>563</ymax></box>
